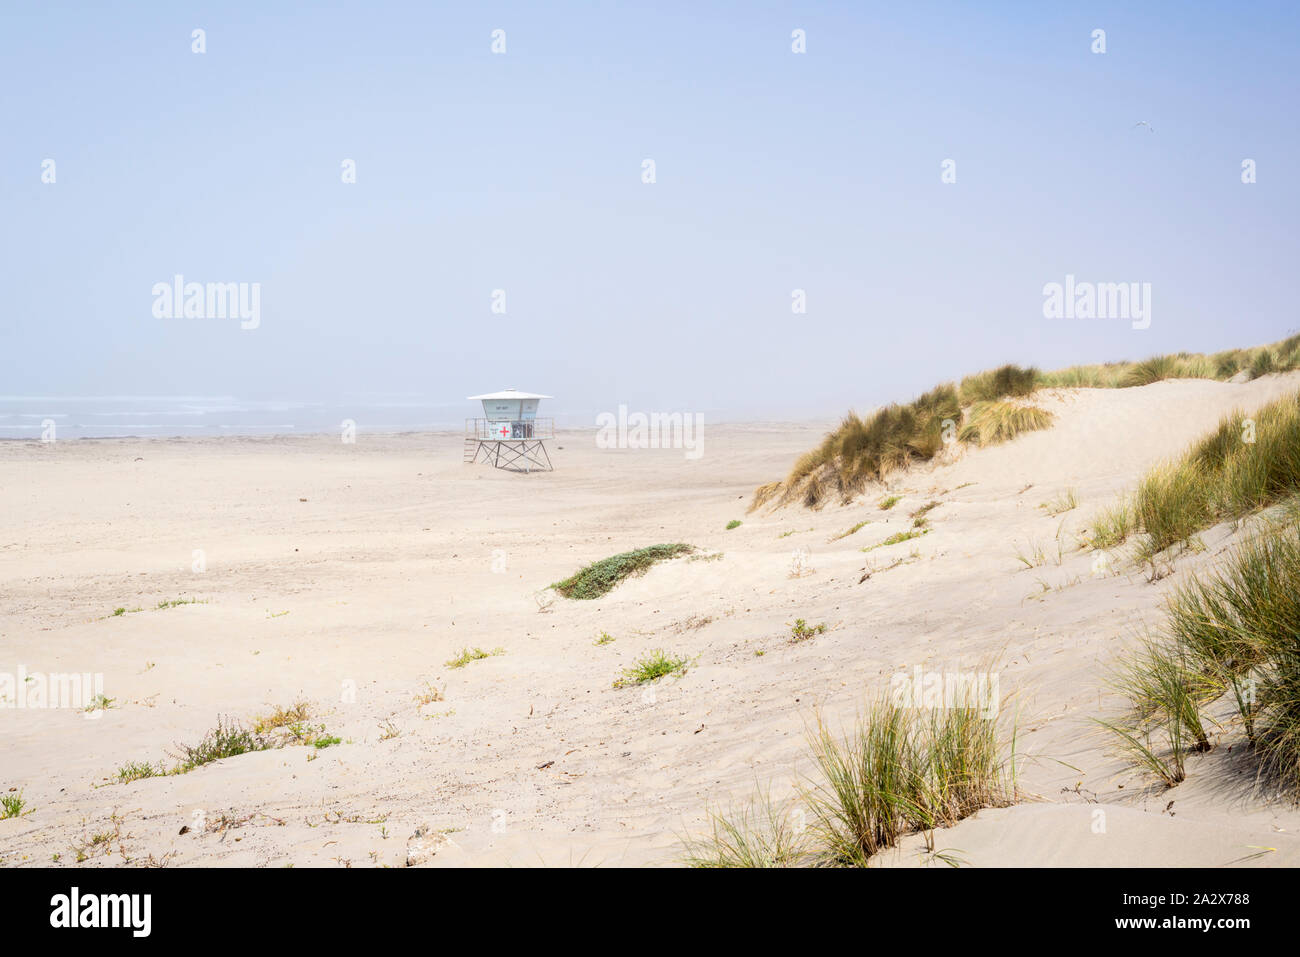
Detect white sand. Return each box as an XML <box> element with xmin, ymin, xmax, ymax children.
<box><xmin>4</xmin><ymin>375</ymin><xmax>1300</xmax><ymax>867</ymax></box>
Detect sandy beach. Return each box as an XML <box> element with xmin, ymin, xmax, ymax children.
<box><xmin>4</xmin><ymin>374</ymin><xmax>1300</xmax><ymax>867</ymax></box>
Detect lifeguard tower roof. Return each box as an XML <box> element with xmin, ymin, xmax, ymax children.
<box><xmin>466</xmin><ymin>390</ymin><xmax>552</xmax><ymax>400</ymax></box>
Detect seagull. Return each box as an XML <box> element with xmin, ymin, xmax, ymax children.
<box><xmin>1132</xmin><ymin>120</ymin><xmax>1155</xmax><ymax>133</ymax></box>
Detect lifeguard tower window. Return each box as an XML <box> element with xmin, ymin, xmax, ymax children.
<box><xmin>464</xmin><ymin>389</ymin><xmax>555</xmax><ymax>472</ymax></box>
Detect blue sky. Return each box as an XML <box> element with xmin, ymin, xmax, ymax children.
<box><xmin>3</xmin><ymin>1</ymin><xmax>1298</xmax><ymax>423</ymax></box>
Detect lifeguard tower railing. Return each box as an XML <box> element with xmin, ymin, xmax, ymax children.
<box><xmin>463</xmin><ymin>417</ymin><xmax>554</xmax><ymax>472</ymax></box>
<box><xmin>465</xmin><ymin>417</ymin><xmax>555</xmax><ymax>441</ymax></box>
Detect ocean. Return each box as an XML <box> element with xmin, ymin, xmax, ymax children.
<box><xmin>0</xmin><ymin>395</ymin><xmax>486</xmax><ymax>440</ymax></box>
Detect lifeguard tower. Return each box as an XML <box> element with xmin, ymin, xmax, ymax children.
<box><xmin>464</xmin><ymin>389</ymin><xmax>555</xmax><ymax>472</ymax></box>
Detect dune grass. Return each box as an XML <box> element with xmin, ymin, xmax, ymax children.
<box><xmin>958</xmin><ymin>364</ymin><xmax>1039</xmax><ymax>404</ymax></box>
<box><xmin>684</xmin><ymin>684</ymin><xmax>1016</xmax><ymax>867</ymax></box>
<box><xmin>775</xmin><ymin>385</ymin><xmax>962</xmax><ymax>508</ymax></box>
<box><xmin>757</xmin><ymin>334</ymin><xmax>1300</xmax><ymax>511</ymax></box>
<box><xmin>1086</xmin><ymin>498</ymin><xmax>1135</xmax><ymax>549</ymax></box>
<box><xmin>1105</xmin><ymin>512</ymin><xmax>1300</xmax><ymax>796</ymax></box>
<box><xmin>1164</xmin><ymin>519</ymin><xmax>1300</xmax><ymax>793</ymax></box>
<box><xmin>1127</xmin><ymin>390</ymin><xmax>1300</xmax><ymax>556</ymax></box>
<box><xmin>681</xmin><ymin>789</ymin><xmax>816</xmax><ymax>868</ymax></box>
<box><xmin>552</xmin><ymin>544</ymin><xmax>695</xmax><ymax>599</ymax></box>
<box><xmin>958</xmin><ymin>401</ymin><xmax>1054</xmax><ymax>447</ymax></box>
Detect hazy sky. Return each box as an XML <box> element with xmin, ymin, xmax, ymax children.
<box><xmin>3</xmin><ymin>2</ymin><xmax>1298</xmax><ymax>422</ymax></box>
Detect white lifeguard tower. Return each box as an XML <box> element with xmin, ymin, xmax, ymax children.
<box><xmin>464</xmin><ymin>389</ymin><xmax>555</xmax><ymax>472</ymax></box>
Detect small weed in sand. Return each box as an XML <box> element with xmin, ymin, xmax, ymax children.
<box><xmin>313</xmin><ymin>735</ymin><xmax>342</xmax><ymax>749</ymax></box>
<box><xmin>829</xmin><ymin>521</ymin><xmax>869</xmax><ymax>541</ymax></box>
<box><xmin>1087</xmin><ymin>498</ymin><xmax>1135</xmax><ymax>549</ymax></box>
<box><xmin>378</xmin><ymin>720</ymin><xmax>402</xmax><ymax>741</ymax></box>
<box><xmin>594</xmin><ymin>631</ymin><xmax>616</xmax><ymax>646</ymax></box>
<box><xmin>171</xmin><ymin>717</ymin><xmax>269</xmax><ymax>773</ymax></box>
<box><xmin>156</xmin><ymin>597</ymin><xmax>207</xmax><ymax>610</ymax></box>
<box><xmin>687</xmin><ymin>551</ymin><xmax>723</xmax><ymax>563</ymax></box>
<box><xmin>790</xmin><ymin>619</ymin><xmax>827</xmax><ymax>641</ymax></box>
<box><xmin>1041</xmin><ymin>489</ymin><xmax>1079</xmax><ymax>516</ymax></box>
<box><xmin>109</xmin><ymin>606</ymin><xmax>142</xmax><ymax>617</ymax></box>
<box><xmin>862</xmin><ymin>528</ymin><xmax>929</xmax><ymax>552</ymax></box>
<box><xmin>726</xmin><ymin>519</ymin><xmax>742</xmax><ymax>530</ymax></box>
<box><xmin>83</xmin><ymin>694</ymin><xmax>115</xmax><ymax>713</ymax></box>
<box><xmin>1014</xmin><ymin>534</ymin><xmax>1064</xmax><ymax>568</ymax></box>
<box><xmin>1</xmin><ymin>793</ymin><xmax>26</xmax><ymax>819</ymax></box>
<box><xmin>445</xmin><ymin>647</ymin><xmax>505</xmax><ymax>669</ymax></box>
<box><xmin>415</xmin><ymin>683</ymin><xmax>445</xmax><ymax>705</ymax></box>
<box><xmin>253</xmin><ymin>701</ymin><xmax>311</xmax><ymax>734</ymax></box>
<box><xmin>615</xmin><ymin>650</ymin><xmax>689</xmax><ymax>687</ymax></box>
<box><xmin>910</xmin><ymin>500</ymin><xmax>940</xmax><ymax>522</ymax></box>
<box><xmin>552</xmin><ymin>544</ymin><xmax>694</xmax><ymax>600</ymax></box>
<box><xmin>116</xmin><ymin>761</ymin><xmax>161</xmax><ymax>784</ymax></box>
<box><xmin>878</xmin><ymin>496</ymin><xmax>901</xmax><ymax>510</ymax></box>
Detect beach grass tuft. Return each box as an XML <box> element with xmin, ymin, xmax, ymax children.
<box><xmin>685</xmin><ymin>680</ymin><xmax>1016</xmax><ymax>867</ymax></box>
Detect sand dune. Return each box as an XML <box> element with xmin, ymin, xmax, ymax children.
<box><xmin>4</xmin><ymin>374</ymin><xmax>1300</xmax><ymax>867</ymax></box>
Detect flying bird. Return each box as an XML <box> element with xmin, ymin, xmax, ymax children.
<box><xmin>1132</xmin><ymin>120</ymin><xmax>1155</xmax><ymax>132</ymax></box>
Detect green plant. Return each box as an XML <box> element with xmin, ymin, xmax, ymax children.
<box><xmin>594</xmin><ymin>631</ymin><xmax>616</xmax><ymax>646</ymax></box>
<box><xmin>829</xmin><ymin>521</ymin><xmax>869</xmax><ymax>541</ymax></box>
<box><xmin>1041</xmin><ymin>489</ymin><xmax>1079</xmax><ymax>516</ymax></box>
<box><xmin>116</xmin><ymin>762</ymin><xmax>160</xmax><ymax>783</ymax></box>
<box><xmin>1087</xmin><ymin>498</ymin><xmax>1134</xmax><ymax>548</ymax></box>
<box><xmin>879</xmin><ymin>496</ymin><xmax>901</xmax><ymax>510</ymax></box>
<box><xmin>1</xmin><ymin>793</ymin><xmax>25</xmax><ymax>819</ymax></box>
<box><xmin>862</xmin><ymin>528</ymin><xmax>929</xmax><ymax>552</ymax></box>
<box><xmin>552</xmin><ymin>544</ymin><xmax>695</xmax><ymax>600</ymax></box>
<box><xmin>171</xmin><ymin>717</ymin><xmax>269</xmax><ymax>773</ymax></box>
<box><xmin>253</xmin><ymin>701</ymin><xmax>311</xmax><ymax>734</ymax></box>
<box><xmin>156</xmin><ymin>597</ymin><xmax>207</xmax><ymax>610</ymax></box>
<box><xmin>726</xmin><ymin>519</ymin><xmax>742</xmax><ymax>530</ymax></box>
<box><xmin>615</xmin><ymin>650</ymin><xmax>689</xmax><ymax>687</ymax></box>
<box><xmin>445</xmin><ymin>647</ymin><xmax>505</xmax><ymax>669</ymax></box>
<box><xmin>313</xmin><ymin>735</ymin><xmax>342</xmax><ymax>749</ymax></box>
<box><xmin>789</xmin><ymin>619</ymin><xmax>827</xmax><ymax>641</ymax></box>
